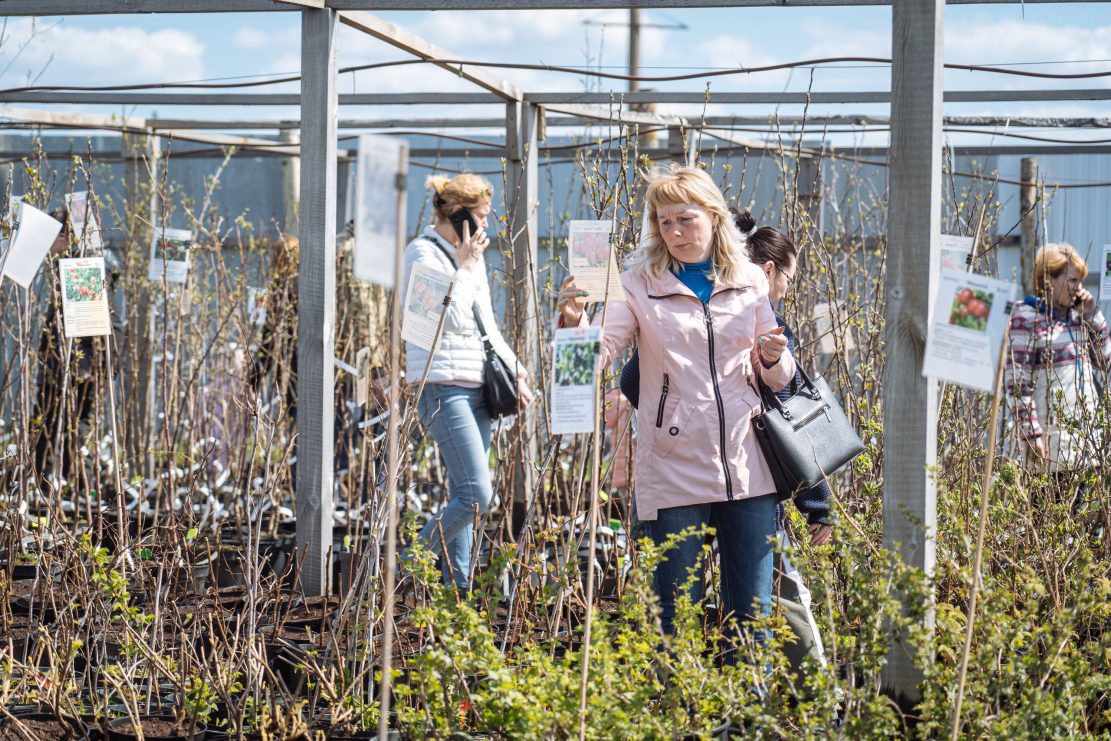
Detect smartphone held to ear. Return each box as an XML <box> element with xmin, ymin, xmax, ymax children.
<box><xmin>449</xmin><ymin>208</ymin><xmax>480</xmax><ymax>242</ymax></box>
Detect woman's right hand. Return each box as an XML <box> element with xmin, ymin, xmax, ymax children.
<box><xmin>1027</xmin><ymin>436</ymin><xmax>1048</xmax><ymax>460</ymax></box>
<box><xmin>456</xmin><ymin>220</ymin><xmax>489</xmax><ymax>271</ymax></box>
<box><xmin>557</xmin><ymin>276</ymin><xmax>589</xmax><ymax>325</ymax></box>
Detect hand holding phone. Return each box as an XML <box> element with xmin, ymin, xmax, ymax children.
<box><xmin>451</xmin><ymin>207</ymin><xmax>489</xmax><ymax>270</ymax></box>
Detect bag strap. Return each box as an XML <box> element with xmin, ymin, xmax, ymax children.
<box><xmin>427</xmin><ymin>232</ymin><xmax>495</xmax><ymax>347</ymax></box>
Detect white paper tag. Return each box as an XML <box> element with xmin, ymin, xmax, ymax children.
<box><xmin>148</xmin><ymin>227</ymin><xmax>193</xmax><ymax>284</ymax></box>
<box><xmin>2</xmin><ymin>202</ymin><xmax>63</xmax><ymax>288</ymax></box>
<box><xmin>58</xmin><ymin>256</ymin><xmax>112</xmax><ymax>337</ymax></box>
<box><xmin>568</xmin><ymin>220</ymin><xmax>625</xmax><ymax>303</ymax></box>
<box><xmin>550</xmin><ymin>326</ymin><xmax>602</xmax><ymax>435</ymax></box>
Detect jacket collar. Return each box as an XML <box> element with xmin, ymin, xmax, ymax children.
<box><xmin>643</xmin><ymin>267</ymin><xmax>753</xmax><ymax>300</ymax></box>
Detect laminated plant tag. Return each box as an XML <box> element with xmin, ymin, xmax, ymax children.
<box><xmin>568</xmin><ymin>220</ymin><xmax>624</xmax><ymax>302</ymax></box>
<box><xmin>65</xmin><ymin>191</ymin><xmax>102</xmax><ymax>251</ymax></box>
<box><xmin>1100</xmin><ymin>244</ymin><xmax>1111</xmax><ymax>302</ymax></box>
<box><xmin>940</xmin><ymin>234</ymin><xmax>973</xmax><ymax>271</ymax></box>
<box><xmin>354</xmin><ymin>134</ymin><xmax>407</xmax><ymax>288</ymax></box>
<box><xmin>550</xmin><ymin>326</ymin><xmax>602</xmax><ymax>435</ymax></box>
<box><xmin>2</xmin><ymin>202</ymin><xmax>63</xmax><ymax>288</ymax></box>
<box><xmin>356</xmin><ymin>347</ymin><xmax>371</xmax><ymax>407</ymax></box>
<box><xmin>148</xmin><ymin>227</ymin><xmax>194</xmax><ymax>284</ymax></box>
<box><xmin>923</xmin><ymin>268</ymin><xmax>1015</xmax><ymax>392</ymax></box>
<box><xmin>811</xmin><ymin>301</ymin><xmax>855</xmax><ymax>355</ymax></box>
<box><xmin>402</xmin><ymin>262</ymin><xmax>454</xmax><ymax>352</ymax></box>
<box><xmin>58</xmin><ymin>256</ymin><xmax>111</xmax><ymax>337</ymax></box>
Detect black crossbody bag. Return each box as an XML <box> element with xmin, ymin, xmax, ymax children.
<box><xmin>752</xmin><ymin>365</ymin><xmax>865</xmax><ymax>496</ymax></box>
<box><xmin>427</xmin><ymin>236</ymin><xmax>519</xmax><ymax>419</ymax></box>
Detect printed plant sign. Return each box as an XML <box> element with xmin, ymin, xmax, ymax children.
<box><xmin>568</xmin><ymin>220</ymin><xmax>625</xmax><ymax>302</ymax></box>
<box><xmin>1100</xmin><ymin>244</ymin><xmax>1111</xmax><ymax>302</ymax></box>
<box><xmin>949</xmin><ymin>287</ymin><xmax>993</xmax><ymax>332</ymax></box>
<box><xmin>58</xmin><ymin>256</ymin><xmax>111</xmax><ymax>337</ymax></box>
<box><xmin>355</xmin><ymin>347</ymin><xmax>371</xmax><ymax>407</ymax></box>
<box><xmin>354</xmin><ymin>134</ymin><xmax>407</xmax><ymax>288</ymax></box>
<box><xmin>1</xmin><ymin>202</ymin><xmax>62</xmax><ymax>288</ymax></box>
<box><xmin>402</xmin><ymin>262</ymin><xmax>454</xmax><ymax>352</ymax></box>
<box><xmin>550</xmin><ymin>326</ymin><xmax>602</xmax><ymax>435</ymax></box>
<box><xmin>923</xmin><ymin>267</ymin><xmax>1015</xmax><ymax>392</ymax></box>
<box><xmin>148</xmin><ymin>227</ymin><xmax>193</xmax><ymax>284</ymax></box>
<box><xmin>65</xmin><ymin>191</ymin><xmax>102</xmax><ymax>251</ymax></box>
<box><xmin>940</xmin><ymin>234</ymin><xmax>973</xmax><ymax>272</ymax></box>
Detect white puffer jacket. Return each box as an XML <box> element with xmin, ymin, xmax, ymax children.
<box><xmin>402</xmin><ymin>226</ymin><xmax>523</xmax><ymax>385</ymax></box>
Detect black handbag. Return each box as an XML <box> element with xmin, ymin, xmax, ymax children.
<box><xmin>427</xmin><ymin>234</ymin><xmax>519</xmax><ymax>419</ymax></box>
<box><xmin>752</xmin><ymin>366</ymin><xmax>865</xmax><ymax>496</ymax></box>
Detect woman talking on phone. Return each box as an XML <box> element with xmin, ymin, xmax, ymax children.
<box><xmin>1006</xmin><ymin>242</ymin><xmax>1111</xmax><ymax>508</ymax></box>
<box><xmin>402</xmin><ymin>173</ymin><xmax>533</xmax><ymax>590</ymax></box>
<box><xmin>557</xmin><ymin>164</ymin><xmax>794</xmax><ymax>641</ymax></box>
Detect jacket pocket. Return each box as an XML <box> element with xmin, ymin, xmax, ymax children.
<box><xmin>652</xmin><ymin>396</ymin><xmax>695</xmax><ymax>458</ymax></box>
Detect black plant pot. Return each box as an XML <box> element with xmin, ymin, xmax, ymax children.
<box><xmin>106</xmin><ymin>715</ymin><xmax>205</xmax><ymax>741</ymax></box>
<box><xmin>1</xmin><ymin>711</ymin><xmax>89</xmax><ymax>740</ymax></box>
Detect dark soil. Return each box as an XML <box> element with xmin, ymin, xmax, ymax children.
<box><xmin>110</xmin><ymin>717</ymin><xmax>201</xmax><ymax>739</ymax></box>
<box><xmin>0</xmin><ymin>717</ymin><xmax>83</xmax><ymax>740</ymax></box>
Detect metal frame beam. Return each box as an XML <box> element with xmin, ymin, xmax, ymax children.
<box><xmin>0</xmin><ymin>0</ymin><xmax>1097</xmax><ymax>14</ymax></box>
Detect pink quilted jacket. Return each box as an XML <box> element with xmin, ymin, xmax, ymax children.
<box><xmin>587</xmin><ymin>262</ymin><xmax>794</xmax><ymax>521</ymax></box>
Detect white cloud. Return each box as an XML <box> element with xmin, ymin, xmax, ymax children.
<box><xmin>0</xmin><ymin>19</ymin><xmax>205</xmax><ymax>86</ymax></box>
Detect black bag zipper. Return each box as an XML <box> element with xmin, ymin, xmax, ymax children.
<box><xmin>655</xmin><ymin>373</ymin><xmax>670</xmax><ymax>428</ymax></box>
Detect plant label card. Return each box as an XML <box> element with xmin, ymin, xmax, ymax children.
<box><xmin>1100</xmin><ymin>244</ymin><xmax>1111</xmax><ymax>301</ymax></box>
<box><xmin>940</xmin><ymin>234</ymin><xmax>973</xmax><ymax>272</ymax></box>
<box><xmin>568</xmin><ymin>220</ymin><xmax>625</xmax><ymax>302</ymax></box>
<box><xmin>58</xmin><ymin>257</ymin><xmax>111</xmax><ymax>337</ymax></box>
<box><xmin>4</xmin><ymin>195</ymin><xmax>21</xmax><ymax>234</ymax></box>
<box><xmin>551</xmin><ymin>326</ymin><xmax>602</xmax><ymax>435</ymax></box>
<box><xmin>148</xmin><ymin>227</ymin><xmax>193</xmax><ymax>284</ymax></box>
<box><xmin>402</xmin><ymin>262</ymin><xmax>454</xmax><ymax>352</ymax></box>
<box><xmin>2</xmin><ymin>202</ymin><xmax>63</xmax><ymax>288</ymax></box>
<box><xmin>354</xmin><ymin>134</ymin><xmax>408</xmax><ymax>288</ymax></box>
<box><xmin>811</xmin><ymin>301</ymin><xmax>855</xmax><ymax>356</ymax></box>
<box><xmin>355</xmin><ymin>347</ymin><xmax>371</xmax><ymax>407</ymax></box>
<box><xmin>922</xmin><ymin>268</ymin><xmax>1015</xmax><ymax>392</ymax></box>
<box><xmin>65</xmin><ymin>191</ymin><xmax>102</xmax><ymax>251</ymax></box>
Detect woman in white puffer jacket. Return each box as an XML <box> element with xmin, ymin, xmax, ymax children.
<box><xmin>402</xmin><ymin>173</ymin><xmax>532</xmax><ymax>590</ymax></box>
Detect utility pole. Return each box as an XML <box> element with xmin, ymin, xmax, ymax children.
<box><xmin>628</xmin><ymin>9</ymin><xmax>640</xmax><ymax>93</ymax></box>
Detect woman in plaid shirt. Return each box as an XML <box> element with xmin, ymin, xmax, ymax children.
<box><xmin>1005</xmin><ymin>243</ymin><xmax>1111</xmax><ymax>493</ymax></box>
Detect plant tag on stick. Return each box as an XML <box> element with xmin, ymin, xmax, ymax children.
<box><xmin>402</xmin><ymin>262</ymin><xmax>454</xmax><ymax>351</ymax></box>
<box><xmin>58</xmin><ymin>256</ymin><xmax>111</xmax><ymax>338</ymax></box>
<box><xmin>2</xmin><ymin>202</ymin><xmax>63</xmax><ymax>288</ymax></box>
<box><xmin>354</xmin><ymin>134</ymin><xmax>406</xmax><ymax>288</ymax></box>
<box><xmin>148</xmin><ymin>227</ymin><xmax>193</xmax><ymax>284</ymax></box>
<box><xmin>922</xmin><ymin>268</ymin><xmax>1015</xmax><ymax>392</ymax></box>
<box><xmin>65</xmin><ymin>191</ymin><xmax>102</xmax><ymax>252</ymax></box>
<box><xmin>1100</xmin><ymin>244</ymin><xmax>1111</xmax><ymax>302</ymax></box>
<box><xmin>356</xmin><ymin>347</ymin><xmax>371</xmax><ymax>407</ymax></box>
<box><xmin>568</xmin><ymin>220</ymin><xmax>625</xmax><ymax>302</ymax></box>
<box><xmin>550</xmin><ymin>326</ymin><xmax>602</xmax><ymax>435</ymax></box>
<box><xmin>940</xmin><ymin>234</ymin><xmax>973</xmax><ymax>272</ymax></box>
<box><xmin>811</xmin><ymin>301</ymin><xmax>855</xmax><ymax>356</ymax></box>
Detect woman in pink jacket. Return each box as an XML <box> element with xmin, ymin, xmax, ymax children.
<box><xmin>558</xmin><ymin>165</ymin><xmax>794</xmax><ymax>639</ymax></box>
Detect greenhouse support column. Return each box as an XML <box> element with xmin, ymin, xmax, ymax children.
<box><xmin>281</xmin><ymin>129</ymin><xmax>301</xmax><ymax>237</ymax></box>
<box><xmin>296</xmin><ymin>7</ymin><xmax>338</xmax><ymax>597</ymax></box>
<box><xmin>882</xmin><ymin>0</ymin><xmax>943</xmax><ymax>704</ymax></box>
<box><xmin>506</xmin><ymin>101</ymin><xmax>539</xmax><ymax>503</ymax></box>
<box><xmin>1020</xmin><ymin>157</ymin><xmax>1038</xmax><ymax>293</ymax></box>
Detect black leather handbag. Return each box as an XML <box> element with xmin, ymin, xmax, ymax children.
<box><xmin>427</xmin><ymin>234</ymin><xmax>518</xmax><ymax>419</ymax></box>
<box><xmin>752</xmin><ymin>366</ymin><xmax>865</xmax><ymax>496</ymax></box>
<box><xmin>471</xmin><ymin>307</ymin><xmax>519</xmax><ymax>419</ymax></box>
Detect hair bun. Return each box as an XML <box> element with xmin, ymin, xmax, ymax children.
<box><xmin>733</xmin><ymin>210</ymin><xmax>758</xmax><ymax>237</ymax></box>
<box><xmin>425</xmin><ymin>175</ymin><xmax>449</xmax><ymax>194</ymax></box>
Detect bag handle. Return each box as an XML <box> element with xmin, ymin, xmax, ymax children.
<box><xmin>755</xmin><ymin>356</ymin><xmax>822</xmax><ymax>421</ymax></box>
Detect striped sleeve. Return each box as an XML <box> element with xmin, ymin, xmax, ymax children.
<box><xmin>1083</xmin><ymin>309</ymin><xmax>1111</xmax><ymax>372</ymax></box>
<box><xmin>1005</xmin><ymin>308</ymin><xmax>1044</xmax><ymax>441</ymax></box>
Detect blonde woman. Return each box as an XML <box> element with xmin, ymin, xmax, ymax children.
<box><xmin>403</xmin><ymin>173</ymin><xmax>532</xmax><ymax>590</ymax></box>
<box><xmin>1006</xmin><ymin>243</ymin><xmax>1111</xmax><ymax>505</ymax></box>
<box><xmin>558</xmin><ymin>165</ymin><xmax>794</xmax><ymax>638</ymax></box>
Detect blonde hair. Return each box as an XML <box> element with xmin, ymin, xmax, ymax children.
<box><xmin>1034</xmin><ymin>242</ymin><xmax>1088</xmax><ymax>300</ymax></box>
<box><xmin>426</xmin><ymin>173</ymin><xmax>493</xmax><ymax>222</ymax></box>
<box><xmin>625</xmin><ymin>164</ymin><xmax>748</xmax><ymax>287</ymax></box>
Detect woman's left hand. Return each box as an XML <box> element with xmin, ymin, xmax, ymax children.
<box><xmin>808</xmin><ymin>523</ymin><xmax>833</xmax><ymax>546</ymax></box>
<box><xmin>757</xmin><ymin>326</ymin><xmax>788</xmax><ymax>366</ymax></box>
<box><xmin>517</xmin><ymin>377</ymin><xmax>534</xmax><ymax>411</ymax></box>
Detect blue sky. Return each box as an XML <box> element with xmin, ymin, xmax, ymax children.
<box><xmin>0</xmin><ymin>6</ymin><xmax>1109</xmax><ymax>143</ymax></box>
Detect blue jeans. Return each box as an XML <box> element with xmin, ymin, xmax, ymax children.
<box><xmin>416</xmin><ymin>384</ymin><xmax>493</xmax><ymax>590</ymax></box>
<box><xmin>645</xmin><ymin>495</ymin><xmax>778</xmax><ymax>638</ymax></box>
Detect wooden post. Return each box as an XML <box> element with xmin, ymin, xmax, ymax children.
<box><xmin>505</xmin><ymin>101</ymin><xmax>539</xmax><ymax>504</ymax></box>
<box><xmin>296</xmin><ymin>7</ymin><xmax>338</xmax><ymax>597</ymax></box>
<box><xmin>882</xmin><ymin>0</ymin><xmax>943</xmax><ymax>704</ymax></box>
<box><xmin>628</xmin><ymin>9</ymin><xmax>640</xmax><ymax>94</ymax></box>
<box><xmin>1020</xmin><ymin>157</ymin><xmax>1038</xmax><ymax>294</ymax></box>
<box><xmin>280</xmin><ymin>129</ymin><xmax>301</xmax><ymax>237</ymax></box>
